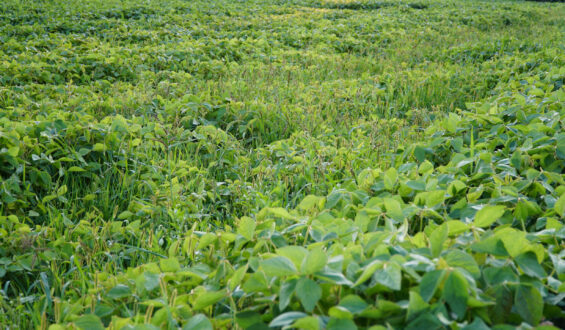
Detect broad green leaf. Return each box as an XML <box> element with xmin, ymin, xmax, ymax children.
<box><xmin>269</xmin><ymin>312</ymin><xmax>308</xmax><ymax>327</ymax></box>
<box><xmin>260</xmin><ymin>256</ymin><xmax>297</xmax><ymax>277</ymax></box>
<box><xmin>495</xmin><ymin>228</ymin><xmax>533</xmax><ymax>258</ymax></box>
<box><xmin>487</xmin><ymin>285</ymin><xmax>513</xmax><ymax>324</ymax></box>
<box><xmin>117</xmin><ymin>211</ymin><xmax>133</xmax><ymax>219</ymax></box>
<box><xmin>373</xmin><ymin>262</ymin><xmax>401</xmax><ymax>290</ymax></box>
<box><xmin>406</xmin><ymin>180</ymin><xmax>426</xmax><ymax>191</ymax></box>
<box><xmin>426</xmin><ymin>190</ymin><xmax>445</xmax><ymax>207</ymax></box>
<box><xmin>293</xmin><ymin>316</ymin><xmax>320</xmax><ymax>330</ymax></box>
<box><xmin>74</xmin><ymin>314</ymin><xmax>104</xmax><ymax>330</ymax></box>
<box><xmin>302</xmin><ymin>248</ymin><xmax>327</xmax><ymax>275</ymax></box>
<box><xmin>198</xmin><ymin>233</ymin><xmax>217</xmax><ymax>248</ymax></box>
<box><xmin>235</xmin><ymin>311</ymin><xmax>262</xmax><ymax>329</ymax></box>
<box><xmin>329</xmin><ymin>306</ymin><xmax>353</xmax><ymax>319</ymax></box>
<box><xmin>446</xmin><ymin>221</ymin><xmax>469</xmax><ymax>236</ymax></box>
<box><xmin>406</xmin><ymin>312</ymin><xmax>441</xmax><ymax>330</ymax></box>
<box><xmin>556</xmin><ymin>138</ymin><xmax>565</xmax><ymax>160</ymax></box>
<box><xmin>315</xmin><ymin>270</ymin><xmax>353</xmax><ymax>285</ymax></box>
<box><xmin>414</xmin><ymin>145</ymin><xmax>427</xmax><ymax>162</ymax></box>
<box><xmin>107</xmin><ymin>285</ymin><xmax>131</xmax><ymax>300</ymax></box>
<box><xmin>470</xmin><ymin>236</ymin><xmax>508</xmax><ymax>256</ymax></box>
<box><xmin>228</xmin><ymin>265</ymin><xmax>248</xmax><ymax>292</ymax></box>
<box><xmin>445</xmin><ymin>250</ymin><xmax>480</xmax><ymax>278</ymax></box>
<box><xmin>383</xmin><ymin>198</ymin><xmax>403</xmax><ymax>222</ymax></box>
<box><xmin>384</xmin><ymin>167</ymin><xmax>398</xmax><ymax>191</ymax></box>
<box><xmin>327</xmin><ymin>318</ymin><xmax>358</xmax><ymax>330</ymax></box>
<box><xmin>429</xmin><ymin>223</ymin><xmax>448</xmax><ymax>258</ymax></box>
<box><xmin>277</xmin><ymin>246</ymin><xmax>308</xmax><ymax>270</ymax></box>
<box><xmin>237</xmin><ymin>216</ymin><xmax>255</xmax><ymax>241</ymax></box>
<box><xmin>142</xmin><ymin>272</ymin><xmax>160</xmax><ymax>292</ymax></box>
<box><xmin>242</xmin><ymin>272</ymin><xmax>268</xmax><ymax>293</ymax></box>
<box><xmin>160</xmin><ymin>257</ymin><xmax>181</xmax><ymax>273</ymax></box>
<box><xmin>442</xmin><ymin>270</ymin><xmax>468</xmax><ymax>320</ymax></box>
<box><xmin>483</xmin><ymin>267</ymin><xmax>518</xmax><ymax>286</ymax></box>
<box><xmin>57</xmin><ymin>185</ymin><xmax>67</xmax><ymax>196</ymax></box>
<box><xmin>298</xmin><ymin>195</ymin><xmax>324</xmax><ymax>212</ymax></box>
<box><xmin>279</xmin><ymin>278</ymin><xmax>297</xmax><ymax>311</ymax></box>
<box><xmin>418</xmin><ymin>160</ymin><xmax>434</xmax><ymax>175</ymax></box>
<box><xmin>515</xmin><ymin>284</ymin><xmax>543</xmax><ymax>326</ymax></box>
<box><xmin>407</xmin><ymin>291</ymin><xmax>428</xmax><ymax>321</ymax></box>
<box><xmin>183</xmin><ymin>314</ymin><xmax>213</xmax><ymax>330</ymax></box>
<box><xmin>354</xmin><ymin>260</ymin><xmax>383</xmax><ymax>287</ymax></box>
<box><xmin>515</xmin><ymin>251</ymin><xmax>546</xmax><ymax>278</ymax></box>
<box><xmin>474</xmin><ymin>205</ymin><xmax>505</xmax><ymax>228</ymax></box>
<box><xmin>554</xmin><ymin>193</ymin><xmax>565</xmax><ymax>217</ymax></box>
<box><xmin>68</xmin><ymin>166</ymin><xmax>85</xmax><ymax>172</ymax></box>
<box><xmin>461</xmin><ymin>318</ymin><xmax>490</xmax><ymax>330</ymax></box>
<box><xmin>93</xmin><ymin>143</ymin><xmax>106</xmax><ymax>152</ymax></box>
<box><xmin>419</xmin><ymin>270</ymin><xmax>445</xmax><ymax>302</ymax></box>
<box><xmin>338</xmin><ymin>295</ymin><xmax>368</xmax><ymax>314</ymax></box>
<box><xmin>296</xmin><ymin>277</ymin><xmax>322</xmax><ymax>312</ymax></box>
<box><xmin>192</xmin><ymin>290</ymin><xmax>227</xmax><ymax>310</ymax></box>
<box><xmin>269</xmin><ymin>207</ymin><xmax>295</xmax><ymax>220</ymax></box>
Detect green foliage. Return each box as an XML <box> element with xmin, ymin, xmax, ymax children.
<box><xmin>1</xmin><ymin>0</ymin><xmax>565</xmax><ymax>328</ymax></box>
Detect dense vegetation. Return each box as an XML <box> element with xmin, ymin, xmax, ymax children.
<box><xmin>1</xmin><ymin>0</ymin><xmax>564</xmax><ymax>328</ymax></box>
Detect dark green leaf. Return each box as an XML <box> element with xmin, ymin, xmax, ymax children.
<box><xmin>420</xmin><ymin>270</ymin><xmax>445</xmax><ymax>302</ymax></box>
<box><xmin>515</xmin><ymin>251</ymin><xmax>547</xmax><ymax>278</ymax></box>
<box><xmin>326</xmin><ymin>318</ymin><xmax>357</xmax><ymax>330</ymax></box>
<box><xmin>442</xmin><ymin>270</ymin><xmax>468</xmax><ymax>320</ymax></box>
<box><xmin>514</xmin><ymin>284</ymin><xmax>543</xmax><ymax>326</ymax></box>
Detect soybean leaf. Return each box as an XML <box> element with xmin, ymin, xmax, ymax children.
<box><xmin>302</xmin><ymin>248</ymin><xmax>327</xmax><ymax>275</ymax></box>
<box><xmin>515</xmin><ymin>284</ymin><xmax>543</xmax><ymax>326</ymax></box>
<box><xmin>338</xmin><ymin>295</ymin><xmax>369</xmax><ymax>314</ymax></box>
<box><xmin>420</xmin><ymin>270</ymin><xmax>446</xmax><ymax>302</ymax></box>
<box><xmin>260</xmin><ymin>256</ymin><xmax>297</xmax><ymax>277</ymax></box>
<box><xmin>515</xmin><ymin>251</ymin><xmax>547</xmax><ymax>278</ymax></box>
<box><xmin>184</xmin><ymin>314</ymin><xmax>213</xmax><ymax>330</ymax></box>
<box><xmin>74</xmin><ymin>314</ymin><xmax>104</xmax><ymax>330</ymax></box>
<box><xmin>373</xmin><ymin>262</ymin><xmax>401</xmax><ymax>291</ymax></box>
<box><xmin>228</xmin><ymin>265</ymin><xmax>248</xmax><ymax>292</ymax></box>
<box><xmin>326</xmin><ymin>318</ymin><xmax>357</xmax><ymax>330</ymax></box>
<box><xmin>407</xmin><ymin>291</ymin><xmax>428</xmax><ymax>321</ymax></box>
<box><xmin>279</xmin><ymin>278</ymin><xmax>297</xmax><ymax>311</ymax></box>
<box><xmin>107</xmin><ymin>285</ymin><xmax>131</xmax><ymax>300</ymax></box>
<box><xmin>430</xmin><ymin>223</ymin><xmax>448</xmax><ymax>258</ymax></box>
<box><xmin>237</xmin><ymin>216</ymin><xmax>256</xmax><ymax>241</ymax></box>
<box><xmin>236</xmin><ymin>311</ymin><xmax>262</xmax><ymax>329</ymax></box>
<box><xmin>474</xmin><ymin>205</ymin><xmax>505</xmax><ymax>228</ymax></box>
<box><xmin>354</xmin><ymin>260</ymin><xmax>383</xmax><ymax>287</ymax></box>
<box><xmin>192</xmin><ymin>290</ymin><xmax>227</xmax><ymax>310</ymax></box>
<box><xmin>160</xmin><ymin>257</ymin><xmax>181</xmax><ymax>273</ymax></box>
<box><xmin>269</xmin><ymin>312</ymin><xmax>308</xmax><ymax>327</ymax></box>
<box><xmin>277</xmin><ymin>246</ymin><xmax>308</xmax><ymax>270</ymax></box>
<box><xmin>292</xmin><ymin>316</ymin><xmax>320</xmax><ymax>330</ymax></box>
<box><xmin>445</xmin><ymin>250</ymin><xmax>480</xmax><ymax>278</ymax></box>
<box><xmin>555</xmin><ymin>193</ymin><xmax>565</xmax><ymax>217</ymax></box>
<box><xmin>384</xmin><ymin>167</ymin><xmax>398</xmax><ymax>191</ymax></box>
<box><xmin>487</xmin><ymin>285</ymin><xmax>514</xmax><ymax>324</ymax></box>
<box><xmin>315</xmin><ymin>270</ymin><xmax>353</xmax><ymax>286</ymax></box>
<box><xmin>442</xmin><ymin>270</ymin><xmax>468</xmax><ymax>320</ymax></box>
<box><xmin>296</xmin><ymin>277</ymin><xmax>322</xmax><ymax>312</ymax></box>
